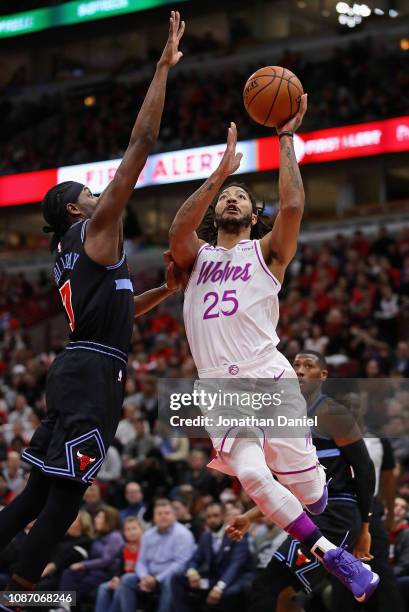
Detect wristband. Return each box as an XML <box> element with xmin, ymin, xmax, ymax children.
<box><xmin>215</xmin><ymin>580</ymin><xmax>226</xmax><ymax>592</ymax></box>
<box><xmin>278</xmin><ymin>131</ymin><xmax>294</xmax><ymax>139</ymax></box>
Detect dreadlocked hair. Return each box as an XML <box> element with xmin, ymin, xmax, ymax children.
<box><xmin>42</xmin><ymin>181</ymin><xmax>84</xmax><ymax>252</ymax></box>
<box><xmin>197</xmin><ymin>182</ymin><xmax>271</xmax><ymax>245</ymax></box>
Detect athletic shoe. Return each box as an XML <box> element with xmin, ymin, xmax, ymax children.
<box><xmin>322</xmin><ymin>546</ymin><xmax>379</xmax><ymax>602</ymax></box>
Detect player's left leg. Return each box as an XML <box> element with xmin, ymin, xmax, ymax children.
<box><xmin>0</xmin><ymin>468</ymin><xmax>51</xmax><ymax>552</ymax></box>
<box><xmin>8</xmin><ymin>475</ymin><xmax>87</xmax><ymax>589</ymax></box>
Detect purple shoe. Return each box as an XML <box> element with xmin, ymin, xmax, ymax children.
<box><xmin>322</xmin><ymin>547</ymin><xmax>379</xmax><ymax>602</ymax></box>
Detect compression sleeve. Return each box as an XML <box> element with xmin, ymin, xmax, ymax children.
<box><xmin>339</xmin><ymin>439</ymin><xmax>376</xmax><ymax>522</ymax></box>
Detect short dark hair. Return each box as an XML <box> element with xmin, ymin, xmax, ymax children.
<box><xmin>197</xmin><ymin>182</ymin><xmax>271</xmax><ymax>244</ymax></box>
<box><xmin>296</xmin><ymin>350</ymin><xmax>328</xmax><ymax>369</ymax></box>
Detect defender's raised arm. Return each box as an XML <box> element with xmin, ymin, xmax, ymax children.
<box><xmin>87</xmin><ymin>11</ymin><xmax>185</xmax><ymax>265</ymax></box>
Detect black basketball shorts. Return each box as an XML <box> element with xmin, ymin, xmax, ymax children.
<box><xmin>22</xmin><ymin>349</ymin><xmax>126</xmax><ymax>485</ymax></box>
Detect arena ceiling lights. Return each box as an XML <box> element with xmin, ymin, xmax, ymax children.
<box><xmin>336</xmin><ymin>2</ymin><xmax>399</xmax><ymax>28</ymax></box>
<box><xmin>0</xmin><ymin>0</ymin><xmax>188</xmax><ymax>39</ymax></box>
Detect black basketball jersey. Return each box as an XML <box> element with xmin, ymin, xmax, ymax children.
<box><xmin>308</xmin><ymin>394</ymin><xmax>356</xmax><ymax>500</ymax></box>
<box><xmin>52</xmin><ymin>219</ymin><xmax>134</xmax><ymax>361</ymax></box>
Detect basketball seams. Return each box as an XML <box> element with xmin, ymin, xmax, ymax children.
<box><xmin>263</xmin><ymin>67</ymin><xmax>285</xmax><ymax>126</ymax></box>
<box><xmin>245</xmin><ymin>76</ymin><xmax>277</xmax><ymax>109</ymax></box>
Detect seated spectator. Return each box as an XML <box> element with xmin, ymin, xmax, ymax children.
<box><xmin>122</xmin><ymin>417</ymin><xmax>156</xmax><ymax>475</ymax></box>
<box><xmin>171</xmin><ymin>502</ymin><xmax>255</xmax><ymax>611</ymax></box>
<box><xmin>172</xmin><ymin>498</ymin><xmax>202</xmax><ymax>540</ymax></box>
<box><xmin>96</xmin><ymin>446</ymin><xmax>122</xmax><ymax>491</ymax></box>
<box><xmin>390</xmin><ymin>497</ymin><xmax>409</xmax><ymax>606</ymax></box>
<box><xmin>38</xmin><ymin>510</ymin><xmax>94</xmax><ymax>591</ymax></box>
<box><xmin>179</xmin><ymin>449</ymin><xmax>217</xmax><ymax>498</ymax></box>
<box><xmin>81</xmin><ymin>483</ymin><xmax>105</xmax><ymax>518</ymax></box>
<box><xmin>3</xmin><ymin>451</ymin><xmax>25</xmax><ymax>493</ymax></box>
<box><xmin>101</xmin><ymin>498</ymin><xmax>195</xmax><ymax>612</ymax></box>
<box><xmin>119</xmin><ymin>482</ymin><xmax>146</xmax><ymax>524</ymax></box>
<box><xmin>58</xmin><ymin>507</ymin><xmax>123</xmax><ymax>607</ymax></box>
<box><xmin>8</xmin><ymin>393</ymin><xmax>32</xmax><ymax>425</ymax></box>
<box><xmin>394</xmin><ymin>342</ymin><xmax>409</xmax><ymax>378</ymax></box>
<box><xmin>94</xmin><ymin>516</ymin><xmax>143</xmax><ymax>611</ymax></box>
<box><xmin>115</xmin><ymin>403</ymin><xmax>138</xmax><ymax>447</ymax></box>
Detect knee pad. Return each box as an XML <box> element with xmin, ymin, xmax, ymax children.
<box><xmin>288</xmin><ymin>463</ymin><xmax>327</xmax><ymax>510</ymax></box>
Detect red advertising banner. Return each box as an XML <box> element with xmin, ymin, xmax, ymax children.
<box><xmin>0</xmin><ymin>168</ymin><xmax>57</xmax><ymax>207</ymax></box>
<box><xmin>257</xmin><ymin>116</ymin><xmax>409</xmax><ymax>169</ymax></box>
<box><xmin>1</xmin><ymin>116</ymin><xmax>409</xmax><ymax>208</ymax></box>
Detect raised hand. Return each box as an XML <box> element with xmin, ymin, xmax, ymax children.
<box><xmin>276</xmin><ymin>93</ymin><xmax>308</xmax><ymax>135</ymax></box>
<box><xmin>225</xmin><ymin>514</ymin><xmax>250</xmax><ymax>541</ymax></box>
<box><xmin>217</xmin><ymin>122</ymin><xmax>243</xmax><ymax>178</ymax></box>
<box><xmin>158</xmin><ymin>11</ymin><xmax>185</xmax><ymax>68</ymax></box>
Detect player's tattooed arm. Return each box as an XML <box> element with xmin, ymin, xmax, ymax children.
<box><xmin>169</xmin><ymin>122</ymin><xmax>242</xmax><ymax>269</ymax></box>
<box><xmin>260</xmin><ymin>94</ymin><xmax>307</xmax><ymax>280</ymax></box>
<box><xmin>85</xmin><ymin>12</ymin><xmax>185</xmax><ymax>266</ymax></box>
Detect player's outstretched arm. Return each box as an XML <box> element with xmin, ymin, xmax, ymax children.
<box><xmin>225</xmin><ymin>506</ymin><xmax>263</xmax><ymax>541</ymax></box>
<box><xmin>86</xmin><ymin>11</ymin><xmax>185</xmax><ymax>266</ymax></box>
<box><xmin>260</xmin><ymin>94</ymin><xmax>307</xmax><ymax>281</ymax></box>
<box><xmin>134</xmin><ymin>253</ymin><xmax>183</xmax><ymax>317</ymax></box>
<box><xmin>169</xmin><ymin>122</ymin><xmax>243</xmax><ymax>269</ymax></box>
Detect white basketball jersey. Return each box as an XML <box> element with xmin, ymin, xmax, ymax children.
<box><xmin>183</xmin><ymin>240</ymin><xmax>281</xmax><ymax>373</ymax></box>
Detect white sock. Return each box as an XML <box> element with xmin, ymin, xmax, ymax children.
<box><xmin>311</xmin><ymin>536</ymin><xmax>337</xmax><ymax>560</ymax></box>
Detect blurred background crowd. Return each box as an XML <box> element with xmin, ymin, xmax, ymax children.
<box><xmin>1</xmin><ymin>0</ymin><xmax>409</xmax><ymax>610</ymax></box>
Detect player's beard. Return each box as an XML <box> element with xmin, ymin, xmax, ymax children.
<box><xmin>215</xmin><ymin>212</ymin><xmax>252</xmax><ymax>234</ymax></box>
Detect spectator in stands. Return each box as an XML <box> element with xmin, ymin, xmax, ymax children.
<box><xmin>94</xmin><ymin>516</ymin><xmax>143</xmax><ymax>612</ymax></box>
<box><xmin>179</xmin><ymin>449</ymin><xmax>217</xmax><ymax>498</ymax></box>
<box><xmin>122</xmin><ymin>417</ymin><xmax>156</xmax><ymax>477</ymax></box>
<box><xmin>8</xmin><ymin>393</ymin><xmax>32</xmax><ymax>425</ymax></box>
<box><xmin>58</xmin><ymin>507</ymin><xmax>123</xmax><ymax>607</ymax></box>
<box><xmin>172</xmin><ymin>498</ymin><xmax>202</xmax><ymax>540</ymax></box>
<box><xmin>390</xmin><ymin>497</ymin><xmax>409</xmax><ymax>606</ymax></box>
<box><xmin>3</xmin><ymin>451</ymin><xmax>25</xmax><ymax>493</ymax></box>
<box><xmin>119</xmin><ymin>482</ymin><xmax>146</xmax><ymax>524</ymax></box>
<box><xmin>82</xmin><ymin>483</ymin><xmax>105</xmax><ymax>518</ymax></box>
<box><xmin>38</xmin><ymin>510</ymin><xmax>94</xmax><ymax>592</ymax></box>
<box><xmin>97</xmin><ymin>446</ymin><xmax>122</xmax><ymax>487</ymax></box>
<box><xmin>115</xmin><ymin>403</ymin><xmax>138</xmax><ymax>447</ymax></box>
<box><xmin>394</xmin><ymin>342</ymin><xmax>409</xmax><ymax>377</ymax></box>
<box><xmin>108</xmin><ymin>498</ymin><xmax>195</xmax><ymax>612</ymax></box>
<box><xmin>171</xmin><ymin>502</ymin><xmax>255</xmax><ymax>611</ymax></box>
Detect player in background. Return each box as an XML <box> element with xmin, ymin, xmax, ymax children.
<box><xmin>169</xmin><ymin>101</ymin><xmax>379</xmax><ymax>602</ymax></box>
<box><xmin>226</xmin><ymin>351</ymin><xmax>383</xmax><ymax>612</ymax></box>
<box><xmin>0</xmin><ymin>11</ymin><xmax>185</xmax><ymax>598</ymax></box>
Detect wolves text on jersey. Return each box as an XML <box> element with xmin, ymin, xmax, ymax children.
<box><xmin>197</xmin><ymin>260</ymin><xmax>252</xmax><ymax>285</ymax></box>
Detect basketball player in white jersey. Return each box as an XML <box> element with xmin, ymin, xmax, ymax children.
<box><xmin>169</xmin><ymin>96</ymin><xmax>379</xmax><ymax>602</ymax></box>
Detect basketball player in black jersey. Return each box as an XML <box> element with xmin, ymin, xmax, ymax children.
<box><xmin>0</xmin><ymin>11</ymin><xmax>185</xmax><ymax>598</ymax></box>
<box><xmin>227</xmin><ymin>351</ymin><xmax>377</xmax><ymax>612</ymax></box>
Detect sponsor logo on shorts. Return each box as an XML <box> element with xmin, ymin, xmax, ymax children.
<box><xmin>76</xmin><ymin>451</ymin><xmax>96</xmax><ymax>471</ymax></box>
<box><xmin>228</xmin><ymin>364</ymin><xmax>239</xmax><ymax>375</ymax></box>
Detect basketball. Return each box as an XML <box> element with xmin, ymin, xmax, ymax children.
<box><xmin>243</xmin><ymin>66</ymin><xmax>304</xmax><ymax>128</ymax></box>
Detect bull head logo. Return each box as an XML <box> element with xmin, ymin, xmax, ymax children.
<box><xmin>76</xmin><ymin>450</ymin><xmax>96</xmax><ymax>471</ymax></box>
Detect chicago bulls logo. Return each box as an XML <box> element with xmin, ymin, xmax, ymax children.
<box><xmin>295</xmin><ymin>548</ymin><xmax>311</xmax><ymax>567</ymax></box>
<box><xmin>76</xmin><ymin>451</ymin><xmax>96</xmax><ymax>471</ymax></box>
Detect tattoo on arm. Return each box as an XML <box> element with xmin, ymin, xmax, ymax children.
<box><xmin>283</xmin><ymin>141</ymin><xmax>302</xmax><ymax>189</ymax></box>
<box><xmin>178</xmin><ymin>181</ymin><xmax>215</xmax><ymax>219</ymax></box>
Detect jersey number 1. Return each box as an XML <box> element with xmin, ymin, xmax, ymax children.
<box><xmin>59</xmin><ymin>280</ymin><xmax>75</xmax><ymax>331</ymax></box>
